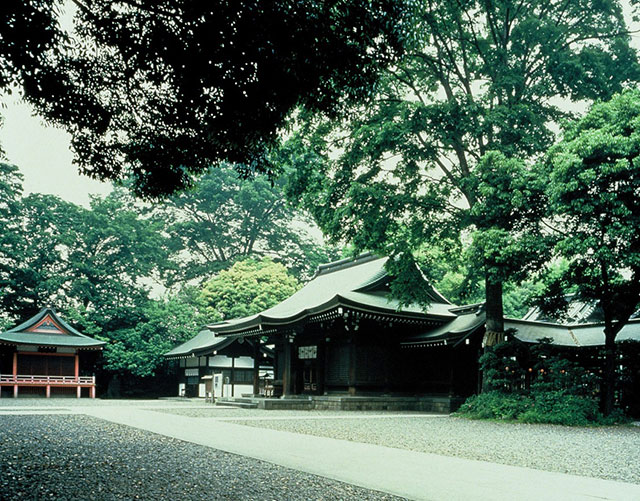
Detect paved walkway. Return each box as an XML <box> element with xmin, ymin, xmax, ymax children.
<box><xmin>61</xmin><ymin>405</ymin><xmax>639</xmax><ymax>501</ymax></box>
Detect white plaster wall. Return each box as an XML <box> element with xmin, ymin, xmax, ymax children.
<box><xmin>232</xmin><ymin>384</ymin><xmax>254</xmax><ymax>397</ymax></box>
<box><xmin>234</xmin><ymin>356</ymin><xmax>254</xmax><ymax>368</ymax></box>
<box><xmin>185</xmin><ymin>357</ymin><xmax>199</xmax><ymax>368</ymax></box>
<box><xmin>208</xmin><ymin>355</ymin><xmax>232</xmax><ymax>367</ymax></box>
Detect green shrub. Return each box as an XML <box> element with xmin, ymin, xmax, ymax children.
<box><xmin>457</xmin><ymin>390</ymin><xmax>631</xmax><ymax>426</ymax></box>
<box><xmin>456</xmin><ymin>391</ymin><xmax>529</xmax><ymax>421</ymax></box>
<box><xmin>518</xmin><ymin>391</ymin><xmax>600</xmax><ymax>426</ymax></box>
<box><xmin>458</xmin><ymin>337</ymin><xmax>630</xmax><ymax>425</ymax></box>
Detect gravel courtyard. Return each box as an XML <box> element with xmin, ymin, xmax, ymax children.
<box><xmin>158</xmin><ymin>406</ymin><xmax>640</xmax><ymax>485</ymax></box>
<box><xmin>1</xmin><ymin>400</ymin><xmax>639</xmax><ymax>500</ymax></box>
<box><xmin>0</xmin><ymin>413</ymin><xmax>403</xmax><ymax>501</ymax></box>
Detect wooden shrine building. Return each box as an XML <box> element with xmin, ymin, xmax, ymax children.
<box><xmin>204</xmin><ymin>253</ymin><xmax>486</xmax><ymax>411</ymax></box>
<box><xmin>0</xmin><ymin>308</ymin><xmax>105</xmax><ymax>398</ymax></box>
<box><xmin>165</xmin><ymin>329</ymin><xmax>273</xmax><ymax>398</ymax></box>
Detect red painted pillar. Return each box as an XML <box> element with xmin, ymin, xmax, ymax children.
<box><xmin>12</xmin><ymin>353</ymin><xmax>18</xmax><ymax>398</ymax></box>
<box><xmin>90</xmin><ymin>386</ymin><xmax>96</xmax><ymax>399</ymax></box>
<box><xmin>46</xmin><ymin>385</ymin><xmax>51</xmax><ymax>398</ymax></box>
<box><xmin>74</xmin><ymin>354</ymin><xmax>79</xmax><ymax>380</ymax></box>
<box><xmin>76</xmin><ymin>386</ymin><xmax>81</xmax><ymax>399</ymax></box>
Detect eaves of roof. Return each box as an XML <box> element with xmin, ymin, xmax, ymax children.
<box><xmin>207</xmin><ymin>292</ymin><xmax>456</xmax><ymax>337</ymax></box>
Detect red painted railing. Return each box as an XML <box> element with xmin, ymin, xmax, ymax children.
<box><xmin>0</xmin><ymin>374</ymin><xmax>95</xmax><ymax>385</ymax></box>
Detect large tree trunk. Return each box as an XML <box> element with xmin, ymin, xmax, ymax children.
<box><xmin>602</xmin><ymin>326</ymin><xmax>617</xmax><ymax>416</ymax></box>
<box><xmin>484</xmin><ymin>276</ymin><xmax>504</xmax><ymax>347</ymax></box>
<box><xmin>481</xmin><ymin>275</ymin><xmax>505</xmax><ymax>392</ymax></box>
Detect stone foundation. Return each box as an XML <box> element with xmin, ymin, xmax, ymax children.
<box><xmin>218</xmin><ymin>394</ymin><xmax>465</xmax><ymax>413</ymax></box>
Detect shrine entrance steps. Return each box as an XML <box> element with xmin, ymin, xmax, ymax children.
<box><xmin>216</xmin><ymin>394</ymin><xmax>464</xmax><ymax>412</ymax></box>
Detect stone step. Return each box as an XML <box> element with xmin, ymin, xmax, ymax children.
<box><xmin>216</xmin><ymin>398</ymin><xmax>258</xmax><ymax>409</ymax></box>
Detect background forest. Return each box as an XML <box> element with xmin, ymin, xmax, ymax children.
<box><xmin>0</xmin><ymin>155</ymin><xmax>568</xmax><ymax>396</ymax></box>
<box><xmin>0</xmin><ymin>162</ymin><xmax>338</xmax><ymax>395</ymax></box>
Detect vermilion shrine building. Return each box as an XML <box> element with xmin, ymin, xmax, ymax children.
<box><xmin>0</xmin><ymin>308</ymin><xmax>105</xmax><ymax>398</ymax></box>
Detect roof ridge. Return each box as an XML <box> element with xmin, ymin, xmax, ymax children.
<box><xmin>312</xmin><ymin>252</ymin><xmax>381</xmax><ymax>278</ymax></box>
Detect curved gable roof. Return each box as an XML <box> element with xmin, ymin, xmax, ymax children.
<box><xmin>0</xmin><ymin>308</ymin><xmax>105</xmax><ymax>349</ymax></box>
<box><xmin>207</xmin><ymin>254</ymin><xmax>456</xmax><ymax>336</ymax></box>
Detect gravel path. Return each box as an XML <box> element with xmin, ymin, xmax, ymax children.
<box><xmin>0</xmin><ymin>415</ymin><xmax>404</xmax><ymax>501</ymax></box>
<box><xmin>185</xmin><ymin>413</ymin><xmax>640</xmax><ymax>485</ymax></box>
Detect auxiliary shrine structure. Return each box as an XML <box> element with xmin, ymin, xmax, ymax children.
<box><xmin>0</xmin><ymin>308</ymin><xmax>105</xmax><ymax>398</ymax></box>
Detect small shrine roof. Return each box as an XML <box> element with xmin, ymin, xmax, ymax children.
<box><xmin>0</xmin><ymin>308</ymin><xmax>105</xmax><ymax>349</ymax></box>
<box><xmin>164</xmin><ymin>329</ymin><xmax>234</xmax><ymax>359</ymax></box>
<box><xmin>401</xmin><ymin>305</ymin><xmax>486</xmax><ymax>348</ymax></box>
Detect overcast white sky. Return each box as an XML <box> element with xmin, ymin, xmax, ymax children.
<box><xmin>0</xmin><ymin>1</ymin><xmax>112</xmax><ymax>207</ymax></box>
<box><xmin>1</xmin><ymin>3</ymin><xmax>640</xmax><ymax>208</ymax></box>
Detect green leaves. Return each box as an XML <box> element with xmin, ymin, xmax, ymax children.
<box><xmin>283</xmin><ymin>0</ymin><xmax>638</xmax><ymax>319</ymax></box>
<box><xmin>544</xmin><ymin>89</ymin><xmax>640</xmax><ymax>331</ymax></box>
<box><xmin>102</xmin><ymin>293</ymin><xmax>207</xmax><ymax>377</ymax></box>
<box><xmin>198</xmin><ymin>258</ymin><xmax>300</xmax><ymax>322</ymax></box>
<box><xmin>158</xmin><ymin>163</ymin><xmax>333</xmax><ymax>283</ymax></box>
<box><xmin>5</xmin><ymin>0</ymin><xmax>407</xmax><ymax>197</ymax></box>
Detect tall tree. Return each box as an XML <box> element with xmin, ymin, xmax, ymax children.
<box><xmin>198</xmin><ymin>258</ymin><xmax>300</xmax><ymax>322</ymax></box>
<box><xmin>158</xmin><ymin>165</ymin><xmax>335</xmax><ymax>283</ymax></box>
<box><xmin>542</xmin><ymin>89</ymin><xmax>640</xmax><ymax>414</ymax></box>
<box><xmin>64</xmin><ymin>188</ymin><xmax>170</xmax><ymax>330</ymax></box>
<box><xmin>4</xmin><ymin>0</ymin><xmax>406</xmax><ymax>197</ymax></box>
<box><xmin>0</xmin><ymin>163</ymin><xmax>26</xmax><ymax>326</ymax></box>
<box><xmin>284</xmin><ymin>0</ymin><xmax>639</xmax><ymax>342</ymax></box>
<box><xmin>96</xmin><ymin>291</ymin><xmax>207</xmax><ymax>378</ymax></box>
<box><xmin>1</xmin><ymin>192</ymin><xmax>81</xmax><ymax>319</ymax></box>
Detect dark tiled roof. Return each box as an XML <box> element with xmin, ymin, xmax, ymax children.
<box><xmin>205</xmin><ymin>256</ymin><xmax>456</xmax><ymax>336</ymax></box>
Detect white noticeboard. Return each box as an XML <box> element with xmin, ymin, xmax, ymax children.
<box><xmin>213</xmin><ymin>373</ymin><xmax>223</xmax><ymax>398</ymax></box>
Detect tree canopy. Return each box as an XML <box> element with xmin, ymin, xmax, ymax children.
<box><xmin>542</xmin><ymin>89</ymin><xmax>640</xmax><ymax>413</ymax></box>
<box><xmin>157</xmin><ymin>164</ymin><xmax>336</xmax><ymax>283</ymax></box>
<box><xmin>2</xmin><ymin>0</ymin><xmax>406</xmax><ymax>197</ymax></box>
<box><xmin>283</xmin><ymin>0</ymin><xmax>639</xmax><ymax>338</ymax></box>
<box><xmin>198</xmin><ymin>258</ymin><xmax>300</xmax><ymax>322</ymax></box>
<box><xmin>0</xmin><ymin>167</ymin><xmax>322</xmax><ymax>385</ymax></box>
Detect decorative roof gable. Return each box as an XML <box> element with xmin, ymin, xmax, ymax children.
<box><xmin>26</xmin><ymin>314</ymin><xmax>68</xmax><ymax>335</ymax></box>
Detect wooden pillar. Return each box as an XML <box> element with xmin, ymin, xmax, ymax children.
<box><xmin>91</xmin><ymin>386</ymin><xmax>96</xmax><ymax>399</ymax></box>
<box><xmin>13</xmin><ymin>385</ymin><xmax>18</xmax><ymax>398</ymax></box>
<box><xmin>282</xmin><ymin>339</ymin><xmax>292</xmax><ymax>397</ymax></box>
<box><xmin>12</xmin><ymin>352</ymin><xmax>17</xmax><ymax>377</ymax></box>
<box><xmin>74</xmin><ymin>354</ymin><xmax>79</xmax><ymax>380</ymax></box>
<box><xmin>348</xmin><ymin>335</ymin><xmax>357</xmax><ymax>396</ymax></box>
<box><xmin>252</xmin><ymin>339</ymin><xmax>260</xmax><ymax>397</ymax></box>
<box><xmin>317</xmin><ymin>342</ymin><xmax>325</xmax><ymax>395</ymax></box>
<box><xmin>77</xmin><ymin>386</ymin><xmax>81</xmax><ymax>398</ymax></box>
<box><xmin>383</xmin><ymin>341</ymin><xmax>392</xmax><ymax>394</ymax></box>
<box><xmin>230</xmin><ymin>357</ymin><xmax>235</xmax><ymax>397</ymax></box>
<box><xmin>46</xmin><ymin>385</ymin><xmax>51</xmax><ymax>398</ymax></box>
